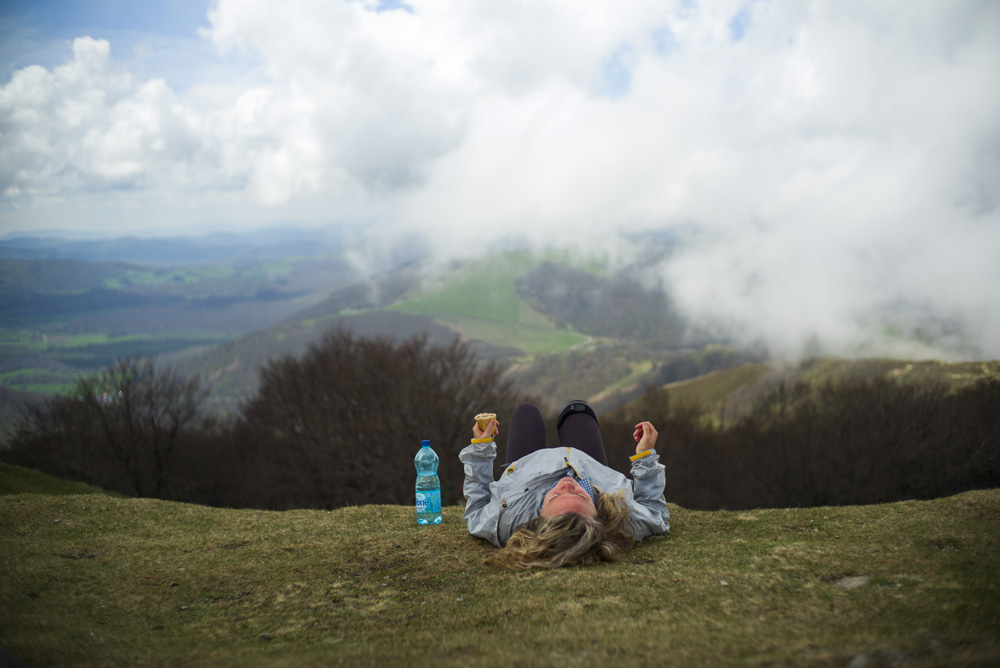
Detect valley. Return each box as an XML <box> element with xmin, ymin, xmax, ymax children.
<box><xmin>2</xmin><ymin>230</ymin><xmax>995</xmax><ymax>430</ymax></box>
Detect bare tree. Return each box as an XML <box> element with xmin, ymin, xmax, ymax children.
<box><xmin>3</xmin><ymin>358</ymin><xmax>209</xmax><ymax>498</ymax></box>
<box><xmin>235</xmin><ymin>329</ymin><xmax>530</xmax><ymax>509</ymax></box>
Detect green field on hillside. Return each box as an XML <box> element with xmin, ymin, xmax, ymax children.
<box><xmin>437</xmin><ymin>315</ymin><xmax>589</xmax><ymax>354</ymax></box>
<box><xmin>1</xmin><ymin>330</ymin><xmax>229</xmax><ymax>350</ymax></box>
<box><xmin>388</xmin><ymin>252</ymin><xmax>597</xmax><ymax>355</ymax></box>
<box><xmin>391</xmin><ymin>269</ymin><xmax>523</xmax><ymax>323</ymax></box>
<box><xmin>102</xmin><ymin>265</ymin><xmax>241</xmax><ymax>289</ymax></box>
<box><xmin>1</xmin><ymin>473</ymin><xmax>997</xmax><ymax>667</ymax></box>
<box><xmin>389</xmin><ymin>252</ymin><xmax>543</xmax><ymax>323</ymax></box>
<box><xmin>662</xmin><ymin>363</ymin><xmax>772</xmax><ymax>413</ymax></box>
<box><xmin>0</xmin><ymin>330</ymin><xmax>231</xmax><ymax>395</ymax></box>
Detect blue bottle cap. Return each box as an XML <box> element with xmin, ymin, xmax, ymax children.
<box><xmin>421</xmin><ymin>440</ymin><xmax>430</xmax><ymax>447</ymax></box>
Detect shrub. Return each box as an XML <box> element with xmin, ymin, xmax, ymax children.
<box><xmin>2</xmin><ymin>358</ymin><xmax>211</xmax><ymax>498</ymax></box>
<box><xmin>596</xmin><ymin>375</ymin><xmax>1000</xmax><ymax>510</ymax></box>
<box><xmin>230</xmin><ymin>329</ymin><xmax>530</xmax><ymax>510</ymax></box>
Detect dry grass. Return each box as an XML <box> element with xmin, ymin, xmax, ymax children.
<box><xmin>2</xmin><ymin>488</ymin><xmax>998</xmax><ymax>667</ymax></box>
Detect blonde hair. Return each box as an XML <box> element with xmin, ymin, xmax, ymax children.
<box><xmin>485</xmin><ymin>489</ymin><xmax>637</xmax><ymax>570</ymax></box>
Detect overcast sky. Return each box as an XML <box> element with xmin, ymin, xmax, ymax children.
<box><xmin>1</xmin><ymin>0</ymin><xmax>998</xmax><ymax>359</ymax></box>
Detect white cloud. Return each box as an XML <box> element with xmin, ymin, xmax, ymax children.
<box><xmin>0</xmin><ymin>37</ymin><xmax>208</xmax><ymax>195</ymax></box>
<box><xmin>1</xmin><ymin>0</ymin><xmax>998</xmax><ymax>359</ymax></box>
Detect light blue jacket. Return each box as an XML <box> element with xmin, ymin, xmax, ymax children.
<box><xmin>460</xmin><ymin>439</ymin><xmax>670</xmax><ymax>547</ymax></box>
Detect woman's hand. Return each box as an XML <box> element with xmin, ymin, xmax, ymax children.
<box><xmin>633</xmin><ymin>421</ymin><xmax>658</xmax><ymax>455</ymax></box>
<box><xmin>473</xmin><ymin>418</ymin><xmax>499</xmax><ymax>439</ymax></box>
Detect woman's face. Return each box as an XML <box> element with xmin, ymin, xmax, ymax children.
<box><xmin>540</xmin><ymin>476</ymin><xmax>597</xmax><ymax>519</ymax></box>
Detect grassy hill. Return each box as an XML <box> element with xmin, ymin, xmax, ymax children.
<box><xmin>612</xmin><ymin>358</ymin><xmax>1000</xmax><ymax>425</ymax></box>
<box><xmin>165</xmin><ymin>250</ymin><xmax>698</xmax><ymax>415</ymax></box>
<box><xmin>0</xmin><ymin>462</ymin><xmax>123</xmax><ymax>497</ymax></box>
<box><xmin>1</xmin><ymin>480</ymin><xmax>997</xmax><ymax>667</ymax></box>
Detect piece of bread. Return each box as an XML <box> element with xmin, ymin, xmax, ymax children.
<box><xmin>474</xmin><ymin>413</ymin><xmax>496</xmax><ymax>431</ymax></box>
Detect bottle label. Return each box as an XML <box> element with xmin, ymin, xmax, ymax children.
<box><xmin>416</xmin><ymin>490</ymin><xmax>441</xmax><ymax>514</ymax></box>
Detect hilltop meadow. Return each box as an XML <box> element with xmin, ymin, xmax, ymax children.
<box><xmin>1</xmin><ymin>466</ymin><xmax>998</xmax><ymax>668</ymax></box>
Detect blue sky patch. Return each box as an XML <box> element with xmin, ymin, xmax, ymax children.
<box><xmin>729</xmin><ymin>4</ymin><xmax>754</xmax><ymax>42</ymax></box>
<box><xmin>375</xmin><ymin>0</ymin><xmax>414</xmax><ymax>13</ymax></box>
<box><xmin>652</xmin><ymin>26</ymin><xmax>679</xmax><ymax>56</ymax></box>
<box><xmin>601</xmin><ymin>46</ymin><xmax>633</xmax><ymax>98</ymax></box>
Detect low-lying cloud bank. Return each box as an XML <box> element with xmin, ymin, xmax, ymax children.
<box><xmin>1</xmin><ymin>0</ymin><xmax>998</xmax><ymax>360</ymax></box>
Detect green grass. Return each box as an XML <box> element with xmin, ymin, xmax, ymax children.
<box><xmin>662</xmin><ymin>363</ymin><xmax>772</xmax><ymax>413</ymax></box>
<box><xmin>50</xmin><ymin>333</ymin><xmax>150</xmax><ymax>347</ymax></box>
<box><xmin>0</xmin><ymin>330</ymin><xmax>139</xmax><ymax>353</ymax></box>
<box><xmin>1</xmin><ymin>475</ymin><xmax>997</xmax><ymax>667</ymax></box>
<box><xmin>393</xmin><ymin>277</ymin><xmax>521</xmax><ymax>322</ymax></box>
<box><xmin>0</xmin><ymin>464</ymin><xmax>123</xmax><ymax>497</ymax></box>
<box><xmin>385</xmin><ymin>251</ymin><xmax>596</xmax><ymax>354</ymax></box>
<box><xmin>0</xmin><ymin>331</ymin><xmax>230</xmax><ymax>363</ymax></box>
<box><xmin>0</xmin><ymin>329</ymin><xmax>230</xmax><ymax>351</ymax></box>
<box><xmin>0</xmin><ymin>368</ymin><xmax>64</xmax><ymax>382</ymax></box>
<box><xmin>595</xmin><ymin>360</ymin><xmax>655</xmax><ymax>397</ymax></box>
<box><xmin>389</xmin><ymin>248</ymin><xmax>608</xmax><ymax>328</ymax></box>
<box><xmin>103</xmin><ymin>266</ymin><xmax>243</xmax><ymax>289</ymax></box>
<box><xmin>0</xmin><ymin>331</ymin><xmax>233</xmax><ymax>396</ymax></box>
<box><xmin>390</xmin><ymin>252</ymin><xmax>543</xmax><ymax>323</ymax></box>
<box><xmin>437</xmin><ymin>315</ymin><xmax>589</xmax><ymax>354</ymax></box>
<box><xmin>0</xmin><ymin>367</ymin><xmax>79</xmax><ymax>395</ymax></box>
<box><xmin>17</xmin><ymin>382</ymin><xmax>76</xmax><ymax>395</ymax></box>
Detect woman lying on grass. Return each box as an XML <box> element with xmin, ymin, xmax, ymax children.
<box><xmin>460</xmin><ymin>400</ymin><xmax>669</xmax><ymax>569</ymax></box>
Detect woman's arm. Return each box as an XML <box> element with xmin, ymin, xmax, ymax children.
<box><xmin>459</xmin><ymin>419</ymin><xmax>502</xmax><ymax>546</ymax></box>
<box><xmin>628</xmin><ymin>421</ymin><xmax>670</xmax><ymax>540</ymax></box>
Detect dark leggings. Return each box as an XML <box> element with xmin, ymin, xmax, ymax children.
<box><xmin>504</xmin><ymin>401</ymin><xmax>607</xmax><ymax>467</ymax></box>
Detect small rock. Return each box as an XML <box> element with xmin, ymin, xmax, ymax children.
<box><xmin>720</xmin><ymin>580</ymin><xmax>729</xmax><ymax>586</ymax></box>
<box><xmin>455</xmin><ymin>597</ymin><xmax>464</xmax><ymax>602</ymax></box>
<box><xmin>836</xmin><ymin>576</ymin><xmax>870</xmax><ymax>589</ymax></box>
<box><xmin>874</xmin><ymin>648</ymin><xmax>905</xmax><ymax>665</ymax></box>
<box><xmin>848</xmin><ymin>653</ymin><xmax>872</xmax><ymax>668</ymax></box>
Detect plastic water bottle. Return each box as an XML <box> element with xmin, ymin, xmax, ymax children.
<box><xmin>414</xmin><ymin>440</ymin><xmax>442</xmax><ymax>524</ymax></box>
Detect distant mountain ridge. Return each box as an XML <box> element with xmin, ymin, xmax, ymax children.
<box><xmin>0</xmin><ymin>225</ymin><xmax>350</xmax><ymax>265</ymax></box>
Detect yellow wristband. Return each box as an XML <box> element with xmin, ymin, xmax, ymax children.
<box><xmin>470</xmin><ymin>437</ymin><xmax>494</xmax><ymax>444</ymax></box>
<box><xmin>630</xmin><ymin>450</ymin><xmax>653</xmax><ymax>462</ymax></box>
